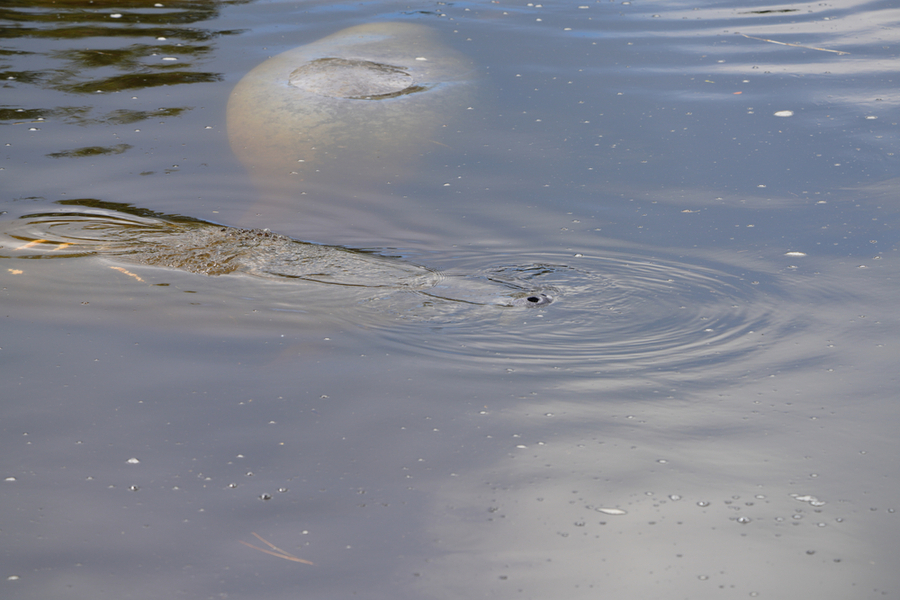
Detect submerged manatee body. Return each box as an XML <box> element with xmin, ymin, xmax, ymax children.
<box><xmin>226</xmin><ymin>22</ymin><xmax>473</xmax><ymax>187</ymax></box>
<box><xmin>1</xmin><ymin>201</ymin><xmax>553</xmax><ymax>308</ymax></box>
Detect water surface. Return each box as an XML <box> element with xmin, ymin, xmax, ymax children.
<box><xmin>2</xmin><ymin>1</ymin><xmax>899</xmax><ymax>598</ymax></box>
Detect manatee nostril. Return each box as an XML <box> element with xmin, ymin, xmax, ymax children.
<box><xmin>523</xmin><ymin>293</ymin><xmax>552</xmax><ymax>306</ymax></box>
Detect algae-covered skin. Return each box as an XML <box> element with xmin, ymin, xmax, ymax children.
<box><xmin>226</xmin><ymin>22</ymin><xmax>474</xmax><ymax>187</ymax></box>
<box><xmin>1</xmin><ymin>200</ymin><xmax>553</xmax><ymax>308</ymax></box>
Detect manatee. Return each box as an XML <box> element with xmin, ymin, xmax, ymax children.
<box><xmin>226</xmin><ymin>22</ymin><xmax>474</xmax><ymax>187</ymax></box>
<box><xmin>2</xmin><ymin>201</ymin><xmax>553</xmax><ymax>308</ymax></box>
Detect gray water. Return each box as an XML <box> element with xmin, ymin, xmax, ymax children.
<box><xmin>2</xmin><ymin>1</ymin><xmax>899</xmax><ymax>598</ymax></box>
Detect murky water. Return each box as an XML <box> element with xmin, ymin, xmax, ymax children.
<box><xmin>2</xmin><ymin>1</ymin><xmax>899</xmax><ymax>598</ymax></box>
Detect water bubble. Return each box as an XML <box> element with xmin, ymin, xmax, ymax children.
<box><xmin>736</xmin><ymin>516</ymin><xmax>751</xmax><ymax>524</ymax></box>
<box><xmin>793</xmin><ymin>494</ymin><xmax>825</xmax><ymax>506</ymax></box>
<box><xmin>774</xmin><ymin>110</ymin><xmax>794</xmax><ymax>117</ymax></box>
<box><xmin>669</xmin><ymin>494</ymin><xmax>682</xmax><ymax>501</ymax></box>
<box><xmin>697</xmin><ymin>501</ymin><xmax>710</xmax><ymax>507</ymax></box>
<box><xmin>126</xmin><ymin>458</ymin><xmax>140</xmax><ymax>464</ymax></box>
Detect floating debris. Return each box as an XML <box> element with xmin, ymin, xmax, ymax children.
<box><xmin>241</xmin><ymin>532</ymin><xmax>314</xmax><ymax>565</ymax></box>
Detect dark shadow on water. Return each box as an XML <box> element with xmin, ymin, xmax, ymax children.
<box><xmin>0</xmin><ymin>0</ymin><xmax>251</xmax><ymax>133</ymax></box>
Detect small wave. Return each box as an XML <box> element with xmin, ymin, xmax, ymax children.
<box><xmin>367</xmin><ymin>251</ymin><xmax>783</xmax><ymax>375</ymax></box>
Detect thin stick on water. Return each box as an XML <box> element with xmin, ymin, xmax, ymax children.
<box><xmin>240</xmin><ymin>532</ymin><xmax>315</xmax><ymax>565</ymax></box>
<box><xmin>740</xmin><ymin>33</ymin><xmax>850</xmax><ymax>55</ymax></box>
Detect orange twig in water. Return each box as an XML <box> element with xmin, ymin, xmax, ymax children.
<box><xmin>15</xmin><ymin>239</ymin><xmax>71</xmax><ymax>251</ymax></box>
<box><xmin>109</xmin><ymin>266</ymin><xmax>146</xmax><ymax>282</ymax></box>
<box><xmin>240</xmin><ymin>532</ymin><xmax>314</xmax><ymax>565</ymax></box>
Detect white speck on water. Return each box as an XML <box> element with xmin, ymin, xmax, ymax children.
<box><xmin>785</xmin><ymin>251</ymin><xmax>807</xmax><ymax>257</ymax></box>
<box><xmin>774</xmin><ymin>110</ymin><xmax>794</xmax><ymax>117</ymax></box>
<box><xmin>126</xmin><ymin>457</ymin><xmax>140</xmax><ymax>464</ymax></box>
<box><xmin>595</xmin><ymin>507</ymin><xmax>627</xmax><ymax>515</ymax></box>
<box><xmin>793</xmin><ymin>494</ymin><xmax>826</xmax><ymax>506</ymax></box>
<box><xmin>110</xmin><ymin>13</ymin><xmax>123</xmax><ymax>19</ymax></box>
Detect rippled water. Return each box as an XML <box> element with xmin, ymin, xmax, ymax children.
<box><xmin>2</xmin><ymin>1</ymin><xmax>899</xmax><ymax>599</ymax></box>
<box><xmin>2</xmin><ymin>201</ymin><xmax>786</xmax><ymax>377</ymax></box>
